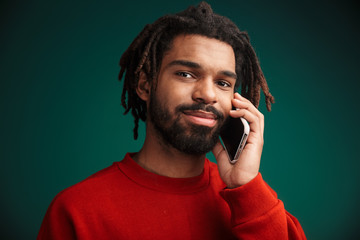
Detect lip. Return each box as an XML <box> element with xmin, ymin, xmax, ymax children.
<box><xmin>182</xmin><ymin>110</ymin><xmax>217</xmax><ymax>127</ymax></box>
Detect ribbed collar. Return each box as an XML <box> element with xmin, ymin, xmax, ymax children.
<box><xmin>116</xmin><ymin>153</ymin><xmax>211</xmax><ymax>194</ymax></box>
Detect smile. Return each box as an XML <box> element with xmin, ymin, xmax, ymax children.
<box><xmin>182</xmin><ymin>110</ymin><xmax>217</xmax><ymax>127</ymax></box>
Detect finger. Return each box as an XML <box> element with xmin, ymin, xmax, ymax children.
<box><xmin>234</xmin><ymin>92</ymin><xmax>252</xmax><ymax>105</ymax></box>
<box><xmin>229</xmin><ymin>108</ymin><xmax>260</xmax><ymax>133</ymax></box>
<box><xmin>229</xmin><ymin>109</ymin><xmax>263</xmax><ymax>145</ymax></box>
<box><xmin>232</xmin><ymin>94</ymin><xmax>264</xmax><ymax>137</ymax></box>
<box><xmin>232</xmin><ymin>97</ymin><xmax>261</xmax><ymax>119</ymax></box>
<box><xmin>258</xmin><ymin>113</ymin><xmax>264</xmax><ymax>138</ymax></box>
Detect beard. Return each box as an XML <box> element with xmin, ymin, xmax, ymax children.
<box><xmin>148</xmin><ymin>91</ymin><xmax>225</xmax><ymax>155</ymax></box>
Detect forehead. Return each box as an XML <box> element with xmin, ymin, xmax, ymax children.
<box><xmin>161</xmin><ymin>34</ymin><xmax>236</xmax><ymax>72</ymax></box>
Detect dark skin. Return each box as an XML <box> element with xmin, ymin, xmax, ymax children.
<box><xmin>134</xmin><ymin>34</ymin><xmax>264</xmax><ymax>188</ymax></box>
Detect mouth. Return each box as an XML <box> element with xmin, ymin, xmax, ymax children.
<box><xmin>182</xmin><ymin>110</ymin><xmax>218</xmax><ymax>127</ymax></box>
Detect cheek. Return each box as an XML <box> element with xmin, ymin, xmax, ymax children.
<box><xmin>221</xmin><ymin>93</ymin><xmax>234</xmax><ymax>115</ymax></box>
<box><xmin>154</xmin><ymin>88</ymin><xmax>187</xmax><ymax>116</ymax></box>
<box><xmin>165</xmin><ymin>84</ymin><xmax>194</xmax><ymax>104</ymax></box>
<box><xmin>156</xmin><ymin>74</ymin><xmax>191</xmax><ymax>100</ymax></box>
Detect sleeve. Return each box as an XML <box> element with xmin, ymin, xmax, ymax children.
<box><xmin>220</xmin><ymin>173</ymin><xmax>306</xmax><ymax>240</ymax></box>
<box><xmin>37</xmin><ymin>193</ymin><xmax>77</xmax><ymax>240</ymax></box>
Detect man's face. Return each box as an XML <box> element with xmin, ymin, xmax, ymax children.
<box><xmin>148</xmin><ymin>34</ymin><xmax>236</xmax><ymax>155</ymax></box>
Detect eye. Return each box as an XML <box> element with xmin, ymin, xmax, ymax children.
<box><xmin>175</xmin><ymin>71</ymin><xmax>193</xmax><ymax>78</ymax></box>
<box><xmin>217</xmin><ymin>80</ymin><xmax>232</xmax><ymax>88</ymax></box>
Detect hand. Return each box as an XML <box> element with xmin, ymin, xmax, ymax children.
<box><xmin>212</xmin><ymin>93</ymin><xmax>264</xmax><ymax>188</ymax></box>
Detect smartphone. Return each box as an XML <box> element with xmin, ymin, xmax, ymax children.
<box><xmin>220</xmin><ymin>117</ymin><xmax>250</xmax><ymax>164</ymax></box>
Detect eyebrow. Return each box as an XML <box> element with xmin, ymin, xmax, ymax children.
<box><xmin>167</xmin><ymin>60</ymin><xmax>237</xmax><ymax>80</ymax></box>
<box><xmin>168</xmin><ymin>60</ymin><xmax>201</xmax><ymax>69</ymax></box>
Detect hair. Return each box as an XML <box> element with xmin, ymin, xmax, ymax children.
<box><xmin>118</xmin><ymin>1</ymin><xmax>275</xmax><ymax>139</ymax></box>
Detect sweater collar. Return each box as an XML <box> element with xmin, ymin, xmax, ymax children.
<box><xmin>116</xmin><ymin>153</ymin><xmax>211</xmax><ymax>194</ymax></box>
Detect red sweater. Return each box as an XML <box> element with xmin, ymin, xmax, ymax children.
<box><xmin>38</xmin><ymin>153</ymin><xmax>306</xmax><ymax>239</ymax></box>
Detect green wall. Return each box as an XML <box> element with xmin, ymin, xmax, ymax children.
<box><xmin>1</xmin><ymin>0</ymin><xmax>359</xmax><ymax>239</ymax></box>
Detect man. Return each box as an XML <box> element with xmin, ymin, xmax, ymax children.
<box><xmin>38</xmin><ymin>2</ymin><xmax>306</xmax><ymax>239</ymax></box>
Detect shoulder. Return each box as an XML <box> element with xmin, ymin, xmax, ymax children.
<box><xmin>49</xmin><ymin>163</ymin><xmax>123</xmax><ymax>210</ymax></box>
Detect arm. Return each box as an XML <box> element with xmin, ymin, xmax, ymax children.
<box><xmin>213</xmin><ymin>93</ymin><xmax>306</xmax><ymax>239</ymax></box>
<box><xmin>220</xmin><ymin>173</ymin><xmax>306</xmax><ymax>239</ymax></box>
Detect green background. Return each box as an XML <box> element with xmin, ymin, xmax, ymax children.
<box><xmin>1</xmin><ymin>0</ymin><xmax>359</xmax><ymax>239</ymax></box>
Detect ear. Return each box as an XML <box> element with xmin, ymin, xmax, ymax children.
<box><xmin>136</xmin><ymin>71</ymin><xmax>151</xmax><ymax>101</ymax></box>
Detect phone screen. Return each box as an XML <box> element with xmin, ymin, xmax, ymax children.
<box><xmin>220</xmin><ymin>117</ymin><xmax>248</xmax><ymax>162</ymax></box>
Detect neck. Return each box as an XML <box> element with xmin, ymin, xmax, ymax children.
<box><xmin>133</xmin><ymin>124</ymin><xmax>206</xmax><ymax>178</ymax></box>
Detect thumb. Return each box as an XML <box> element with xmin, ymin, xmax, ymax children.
<box><xmin>212</xmin><ymin>140</ymin><xmax>232</xmax><ymax>174</ymax></box>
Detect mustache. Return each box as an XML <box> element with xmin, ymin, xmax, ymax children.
<box><xmin>176</xmin><ymin>103</ymin><xmax>224</xmax><ymax>120</ymax></box>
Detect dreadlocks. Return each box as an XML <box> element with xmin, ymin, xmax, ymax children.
<box><xmin>118</xmin><ymin>1</ymin><xmax>275</xmax><ymax>139</ymax></box>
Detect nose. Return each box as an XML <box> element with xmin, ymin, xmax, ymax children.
<box><xmin>192</xmin><ymin>78</ymin><xmax>217</xmax><ymax>104</ymax></box>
